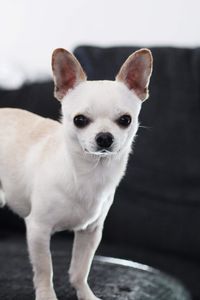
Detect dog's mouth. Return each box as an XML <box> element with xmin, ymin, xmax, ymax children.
<box><xmin>84</xmin><ymin>148</ymin><xmax>117</xmax><ymax>156</ymax></box>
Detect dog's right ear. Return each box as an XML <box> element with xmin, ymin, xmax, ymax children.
<box><xmin>52</xmin><ymin>48</ymin><xmax>87</xmax><ymax>101</ymax></box>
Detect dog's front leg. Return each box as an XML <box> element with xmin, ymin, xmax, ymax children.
<box><xmin>26</xmin><ymin>217</ymin><xmax>57</xmax><ymax>300</ymax></box>
<box><xmin>69</xmin><ymin>225</ymin><xmax>103</xmax><ymax>300</ymax></box>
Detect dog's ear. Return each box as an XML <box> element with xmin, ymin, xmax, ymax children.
<box><xmin>52</xmin><ymin>48</ymin><xmax>87</xmax><ymax>101</ymax></box>
<box><xmin>116</xmin><ymin>48</ymin><xmax>153</xmax><ymax>101</ymax></box>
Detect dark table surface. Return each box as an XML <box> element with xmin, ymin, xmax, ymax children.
<box><xmin>0</xmin><ymin>235</ymin><xmax>191</xmax><ymax>300</ymax></box>
<box><xmin>91</xmin><ymin>256</ymin><xmax>191</xmax><ymax>300</ymax></box>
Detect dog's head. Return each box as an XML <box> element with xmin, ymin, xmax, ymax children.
<box><xmin>52</xmin><ymin>48</ymin><xmax>153</xmax><ymax>157</ymax></box>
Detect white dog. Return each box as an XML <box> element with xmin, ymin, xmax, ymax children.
<box><xmin>0</xmin><ymin>48</ymin><xmax>153</xmax><ymax>300</ymax></box>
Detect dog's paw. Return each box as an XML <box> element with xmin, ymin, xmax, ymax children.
<box><xmin>36</xmin><ymin>296</ymin><xmax>58</xmax><ymax>300</ymax></box>
<box><xmin>78</xmin><ymin>295</ymin><xmax>102</xmax><ymax>300</ymax></box>
<box><xmin>77</xmin><ymin>284</ymin><xmax>102</xmax><ymax>300</ymax></box>
<box><xmin>36</xmin><ymin>288</ymin><xmax>58</xmax><ymax>300</ymax></box>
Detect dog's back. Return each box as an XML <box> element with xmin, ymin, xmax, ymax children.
<box><xmin>0</xmin><ymin>108</ymin><xmax>60</xmax><ymax>216</ymax></box>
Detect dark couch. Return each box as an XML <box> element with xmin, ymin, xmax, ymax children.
<box><xmin>0</xmin><ymin>46</ymin><xmax>200</xmax><ymax>300</ymax></box>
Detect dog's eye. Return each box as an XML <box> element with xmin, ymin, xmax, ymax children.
<box><xmin>117</xmin><ymin>114</ymin><xmax>132</xmax><ymax>127</ymax></box>
<box><xmin>74</xmin><ymin>115</ymin><xmax>90</xmax><ymax>128</ymax></box>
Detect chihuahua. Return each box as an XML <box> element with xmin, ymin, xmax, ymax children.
<box><xmin>0</xmin><ymin>48</ymin><xmax>153</xmax><ymax>300</ymax></box>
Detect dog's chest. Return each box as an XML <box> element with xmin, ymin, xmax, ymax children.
<box><xmin>52</xmin><ymin>160</ymin><xmax>124</xmax><ymax>232</ymax></box>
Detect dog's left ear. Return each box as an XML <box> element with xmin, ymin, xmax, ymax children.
<box><xmin>116</xmin><ymin>48</ymin><xmax>153</xmax><ymax>101</ymax></box>
<box><xmin>52</xmin><ymin>48</ymin><xmax>87</xmax><ymax>101</ymax></box>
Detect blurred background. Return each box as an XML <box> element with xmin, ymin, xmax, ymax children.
<box><xmin>0</xmin><ymin>0</ymin><xmax>199</xmax><ymax>85</ymax></box>
<box><xmin>0</xmin><ymin>1</ymin><xmax>200</xmax><ymax>300</ymax></box>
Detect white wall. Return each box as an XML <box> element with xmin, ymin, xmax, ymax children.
<box><xmin>0</xmin><ymin>0</ymin><xmax>200</xmax><ymax>80</ymax></box>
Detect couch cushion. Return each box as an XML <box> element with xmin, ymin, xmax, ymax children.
<box><xmin>0</xmin><ymin>81</ymin><xmax>60</xmax><ymax>120</ymax></box>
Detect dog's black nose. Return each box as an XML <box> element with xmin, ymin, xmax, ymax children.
<box><xmin>96</xmin><ymin>132</ymin><xmax>114</xmax><ymax>149</ymax></box>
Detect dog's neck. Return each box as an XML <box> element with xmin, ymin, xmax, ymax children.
<box><xmin>62</xmin><ymin>135</ymin><xmax>131</xmax><ymax>178</ymax></box>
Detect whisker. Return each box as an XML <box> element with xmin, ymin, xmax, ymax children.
<box><xmin>139</xmin><ymin>125</ymin><xmax>152</xmax><ymax>130</ymax></box>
